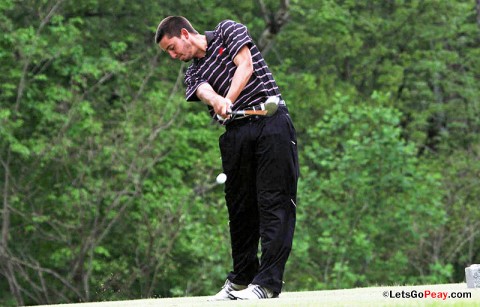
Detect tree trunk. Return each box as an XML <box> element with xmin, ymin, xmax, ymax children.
<box><xmin>1</xmin><ymin>154</ymin><xmax>24</xmax><ymax>306</ymax></box>
<box><xmin>257</xmin><ymin>0</ymin><xmax>291</xmax><ymax>55</ymax></box>
<box><xmin>477</xmin><ymin>0</ymin><xmax>480</xmax><ymax>30</ymax></box>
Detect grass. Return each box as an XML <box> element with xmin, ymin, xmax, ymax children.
<box><xmin>33</xmin><ymin>283</ymin><xmax>479</xmax><ymax>307</ymax></box>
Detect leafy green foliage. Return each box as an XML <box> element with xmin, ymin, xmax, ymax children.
<box><xmin>288</xmin><ymin>94</ymin><xmax>445</xmax><ymax>290</ymax></box>
<box><xmin>1</xmin><ymin>0</ymin><xmax>479</xmax><ymax>306</ymax></box>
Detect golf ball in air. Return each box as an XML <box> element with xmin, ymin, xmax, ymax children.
<box><xmin>216</xmin><ymin>173</ymin><xmax>227</xmax><ymax>184</ymax></box>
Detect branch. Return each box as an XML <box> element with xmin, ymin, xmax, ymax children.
<box><xmin>168</xmin><ymin>62</ymin><xmax>186</xmax><ymax>102</ymax></box>
<box><xmin>133</xmin><ymin>52</ymin><xmax>160</xmax><ymax>104</ymax></box>
<box><xmin>16</xmin><ymin>0</ymin><xmax>65</xmax><ymax>110</ymax></box>
<box><xmin>1</xmin><ymin>152</ymin><xmax>11</xmax><ymax>248</ymax></box>
<box><xmin>37</xmin><ymin>0</ymin><xmax>65</xmax><ymax>35</ymax></box>
<box><xmin>258</xmin><ymin>0</ymin><xmax>269</xmax><ymax>23</ymax></box>
<box><xmin>82</xmin><ymin>72</ymin><xmax>114</xmax><ymax>98</ymax></box>
<box><xmin>7</xmin><ymin>253</ymin><xmax>84</xmax><ymax>300</ymax></box>
<box><xmin>445</xmin><ymin>221</ymin><xmax>480</xmax><ymax>262</ymax></box>
<box><xmin>256</xmin><ymin>0</ymin><xmax>291</xmax><ymax>54</ymax></box>
<box><xmin>477</xmin><ymin>0</ymin><xmax>480</xmax><ymax>35</ymax></box>
<box><xmin>0</xmin><ymin>261</ymin><xmax>25</xmax><ymax>305</ymax></box>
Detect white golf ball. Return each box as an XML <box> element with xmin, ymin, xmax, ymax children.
<box><xmin>216</xmin><ymin>173</ymin><xmax>227</xmax><ymax>184</ymax></box>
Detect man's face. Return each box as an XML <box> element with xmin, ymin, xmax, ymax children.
<box><xmin>159</xmin><ymin>30</ymin><xmax>193</xmax><ymax>62</ymax></box>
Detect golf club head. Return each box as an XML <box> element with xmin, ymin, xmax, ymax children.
<box><xmin>264</xmin><ymin>96</ymin><xmax>280</xmax><ymax>117</ymax></box>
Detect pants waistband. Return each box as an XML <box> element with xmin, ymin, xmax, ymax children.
<box><xmin>225</xmin><ymin>105</ymin><xmax>288</xmax><ymax>129</ymax></box>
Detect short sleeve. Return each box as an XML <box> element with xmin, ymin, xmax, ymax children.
<box><xmin>185</xmin><ymin>66</ymin><xmax>206</xmax><ymax>101</ymax></box>
<box><xmin>219</xmin><ymin>20</ymin><xmax>253</xmax><ymax>61</ymax></box>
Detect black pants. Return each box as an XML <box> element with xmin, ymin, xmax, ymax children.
<box><xmin>219</xmin><ymin>106</ymin><xmax>299</xmax><ymax>294</ymax></box>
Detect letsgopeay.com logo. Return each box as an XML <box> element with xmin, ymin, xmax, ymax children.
<box><xmin>383</xmin><ymin>290</ymin><xmax>472</xmax><ymax>300</ymax></box>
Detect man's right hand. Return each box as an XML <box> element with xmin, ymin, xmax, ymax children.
<box><xmin>213</xmin><ymin>97</ymin><xmax>232</xmax><ymax>119</ymax></box>
<box><xmin>196</xmin><ymin>83</ymin><xmax>233</xmax><ymax>119</ymax></box>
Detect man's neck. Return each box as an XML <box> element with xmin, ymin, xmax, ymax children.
<box><xmin>192</xmin><ymin>34</ymin><xmax>207</xmax><ymax>58</ymax></box>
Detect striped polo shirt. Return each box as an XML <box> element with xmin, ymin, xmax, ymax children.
<box><xmin>185</xmin><ymin>20</ymin><xmax>281</xmax><ymax>121</ymax></box>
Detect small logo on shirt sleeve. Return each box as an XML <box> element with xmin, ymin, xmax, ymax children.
<box><xmin>219</xmin><ymin>47</ymin><xmax>225</xmax><ymax>55</ymax></box>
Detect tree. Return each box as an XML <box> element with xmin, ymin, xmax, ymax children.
<box><xmin>1</xmin><ymin>0</ymin><xmax>480</xmax><ymax>305</ymax></box>
<box><xmin>287</xmin><ymin>93</ymin><xmax>445</xmax><ymax>290</ymax></box>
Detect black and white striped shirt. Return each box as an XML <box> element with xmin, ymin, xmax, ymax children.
<box><xmin>185</xmin><ymin>20</ymin><xmax>281</xmax><ymax>121</ymax></box>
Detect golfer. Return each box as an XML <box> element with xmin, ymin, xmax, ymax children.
<box><xmin>155</xmin><ymin>16</ymin><xmax>299</xmax><ymax>300</ymax></box>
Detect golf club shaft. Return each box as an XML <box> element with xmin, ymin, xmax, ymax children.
<box><xmin>228</xmin><ymin>110</ymin><xmax>269</xmax><ymax>116</ymax></box>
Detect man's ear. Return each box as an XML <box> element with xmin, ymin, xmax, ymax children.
<box><xmin>181</xmin><ymin>28</ymin><xmax>189</xmax><ymax>39</ymax></box>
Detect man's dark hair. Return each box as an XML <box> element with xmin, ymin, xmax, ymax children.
<box><xmin>155</xmin><ymin>16</ymin><xmax>198</xmax><ymax>44</ymax></box>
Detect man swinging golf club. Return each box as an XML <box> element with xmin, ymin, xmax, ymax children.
<box><xmin>155</xmin><ymin>16</ymin><xmax>299</xmax><ymax>300</ymax></box>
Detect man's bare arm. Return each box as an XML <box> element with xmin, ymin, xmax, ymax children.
<box><xmin>196</xmin><ymin>45</ymin><xmax>253</xmax><ymax>118</ymax></box>
<box><xmin>226</xmin><ymin>45</ymin><xmax>253</xmax><ymax>102</ymax></box>
<box><xmin>196</xmin><ymin>83</ymin><xmax>232</xmax><ymax>118</ymax></box>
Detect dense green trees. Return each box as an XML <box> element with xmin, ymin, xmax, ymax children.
<box><xmin>1</xmin><ymin>0</ymin><xmax>479</xmax><ymax>306</ymax></box>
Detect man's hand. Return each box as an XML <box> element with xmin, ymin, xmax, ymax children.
<box><xmin>197</xmin><ymin>83</ymin><xmax>232</xmax><ymax>119</ymax></box>
<box><xmin>212</xmin><ymin>97</ymin><xmax>232</xmax><ymax>119</ymax></box>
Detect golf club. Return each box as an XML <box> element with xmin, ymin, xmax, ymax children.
<box><xmin>227</xmin><ymin>96</ymin><xmax>280</xmax><ymax>117</ymax></box>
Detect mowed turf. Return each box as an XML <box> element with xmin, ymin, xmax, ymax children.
<box><xmin>34</xmin><ymin>283</ymin><xmax>479</xmax><ymax>307</ymax></box>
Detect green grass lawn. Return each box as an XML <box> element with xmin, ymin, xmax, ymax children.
<box><xmin>34</xmin><ymin>283</ymin><xmax>479</xmax><ymax>307</ymax></box>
